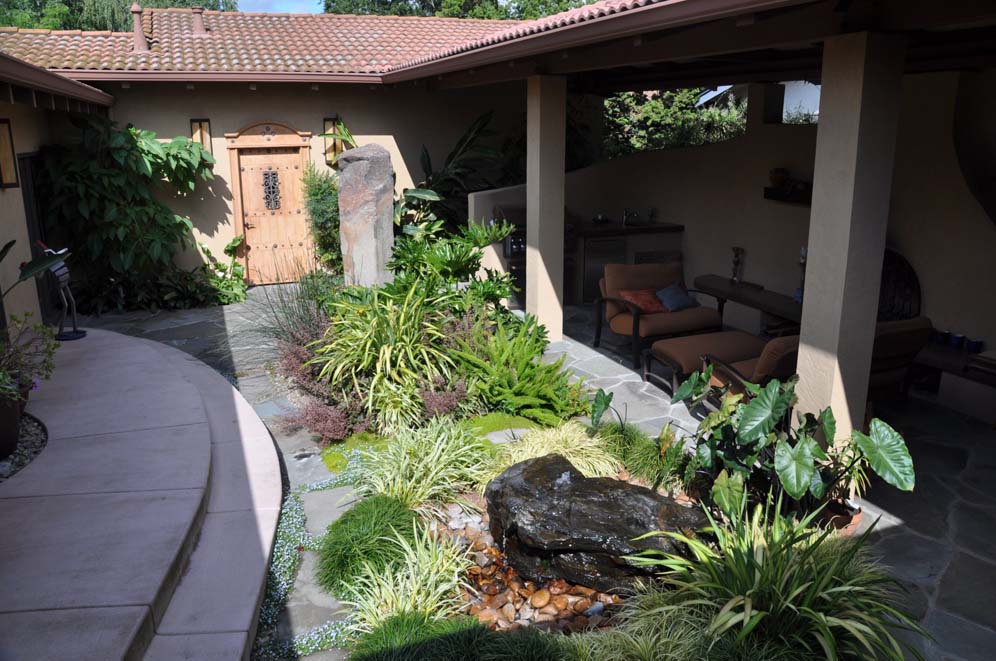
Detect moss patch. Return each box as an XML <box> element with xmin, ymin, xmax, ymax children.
<box><xmin>321</xmin><ymin>431</ymin><xmax>389</xmax><ymax>473</ymax></box>
<box><xmin>461</xmin><ymin>413</ymin><xmax>541</xmax><ymax>437</ymax></box>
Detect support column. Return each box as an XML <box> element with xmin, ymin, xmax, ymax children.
<box><xmin>525</xmin><ymin>75</ymin><xmax>566</xmax><ymax>340</ymax></box>
<box><xmin>796</xmin><ymin>32</ymin><xmax>906</xmax><ymax>436</ymax></box>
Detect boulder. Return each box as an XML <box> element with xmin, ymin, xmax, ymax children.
<box><xmin>337</xmin><ymin>144</ymin><xmax>395</xmax><ymax>287</ymax></box>
<box><xmin>486</xmin><ymin>454</ymin><xmax>707</xmax><ymax>593</ymax></box>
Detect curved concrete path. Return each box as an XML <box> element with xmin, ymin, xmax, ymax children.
<box><xmin>0</xmin><ymin>329</ymin><xmax>281</xmax><ymax>660</ymax></box>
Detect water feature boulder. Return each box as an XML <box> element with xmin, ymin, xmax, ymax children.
<box><xmin>486</xmin><ymin>454</ymin><xmax>707</xmax><ymax>593</ymax></box>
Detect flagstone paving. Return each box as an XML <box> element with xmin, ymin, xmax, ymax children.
<box><xmin>78</xmin><ymin>294</ymin><xmax>996</xmax><ymax>660</ymax></box>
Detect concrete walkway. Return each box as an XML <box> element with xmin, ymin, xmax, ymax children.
<box><xmin>0</xmin><ymin>329</ymin><xmax>281</xmax><ymax>660</ymax></box>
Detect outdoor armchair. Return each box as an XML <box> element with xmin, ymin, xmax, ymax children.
<box><xmin>594</xmin><ymin>262</ymin><xmax>722</xmax><ymax>368</ymax></box>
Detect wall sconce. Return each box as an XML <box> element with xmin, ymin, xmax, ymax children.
<box><xmin>190</xmin><ymin>118</ymin><xmax>212</xmax><ymax>155</ymax></box>
<box><xmin>0</xmin><ymin>119</ymin><xmax>18</xmax><ymax>188</ymax></box>
<box><xmin>323</xmin><ymin>115</ymin><xmax>344</xmax><ymax>167</ymax></box>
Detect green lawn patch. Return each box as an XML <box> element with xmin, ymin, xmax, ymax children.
<box><xmin>316</xmin><ymin>495</ymin><xmax>417</xmax><ymax>594</ymax></box>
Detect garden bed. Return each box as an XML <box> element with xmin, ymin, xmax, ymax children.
<box><xmin>0</xmin><ymin>413</ymin><xmax>47</xmax><ymax>483</ymax></box>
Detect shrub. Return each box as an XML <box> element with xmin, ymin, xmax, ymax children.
<box><xmin>420</xmin><ymin>378</ymin><xmax>467</xmax><ymax>419</ymax></box>
<box><xmin>302</xmin><ymin>163</ymin><xmax>342</xmax><ymax>272</ymax></box>
<box><xmin>354</xmin><ymin>613</ymin><xmax>568</xmax><ymax>660</ymax></box>
<box><xmin>198</xmin><ymin>235</ymin><xmax>247</xmax><ymax>305</ymax></box>
<box><xmin>599</xmin><ymin>422</ymin><xmax>687</xmax><ymax>490</ymax></box>
<box><xmin>280</xmin><ymin>397</ymin><xmax>352</xmax><ymax>445</ymax></box>
<box><xmin>310</xmin><ymin>280</ymin><xmax>458</xmax><ymax>432</ymax></box>
<box><xmin>630</xmin><ymin>497</ymin><xmax>927</xmax><ymax>660</ymax></box>
<box><xmin>254</xmin><ymin>272</ymin><xmax>335</xmax><ymax>347</ymax></box>
<box><xmin>672</xmin><ymin>375</ymin><xmax>915</xmax><ymax>515</ymax></box>
<box><xmin>454</xmin><ymin>314</ymin><xmax>590</xmax><ymax>426</ymax></box>
<box><xmin>344</xmin><ymin>523</ymin><xmax>472</xmax><ymax>632</ymax></box>
<box><xmin>479</xmin><ymin>421</ymin><xmax>621</xmax><ymax>489</ymax></box>
<box><xmin>316</xmin><ymin>495</ymin><xmax>418</xmax><ymax>594</ymax></box>
<box><xmin>359</xmin><ymin>418</ymin><xmax>493</xmax><ymax>512</ymax></box>
<box><xmin>350</xmin><ymin>613</ymin><xmax>481</xmax><ymax>660</ymax></box>
<box><xmin>563</xmin><ymin>586</ymin><xmax>713</xmax><ymax>661</ymax></box>
<box><xmin>37</xmin><ymin>115</ymin><xmax>216</xmax><ymax>312</ymax></box>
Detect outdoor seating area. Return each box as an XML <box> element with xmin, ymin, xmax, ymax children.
<box><xmin>1</xmin><ymin>0</ymin><xmax>995</xmax><ymax>660</ymax></box>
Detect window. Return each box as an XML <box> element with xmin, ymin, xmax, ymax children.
<box><xmin>190</xmin><ymin>118</ymin><xmax>212</xmax><ymax>155</ymax></box>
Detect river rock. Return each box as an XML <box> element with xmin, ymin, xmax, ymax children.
<box><xmin>337</xmin><ymin>144</ymin><xmax>395</xmax><ymax>287</ymax></box>
<box><xmin>485</xmin><ymin>454</ymin><xmax>708</xmax><ymax>592</ymax></box>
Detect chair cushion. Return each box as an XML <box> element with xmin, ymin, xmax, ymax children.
<box><xmin>618</xmin><ymin>288</ymin><xmax>665</xmax><ymax>313</ymax></box>
<box><xmin>603</xmin><ymin>261</ymin><xmax>683</xmax><ymax>319</ymax></box>
<box><xmin>752</xmin><ymin>335</ymin><xmax>800</xmax><ymax>382</ymax></box>
<box><xmin>610</xmin><ymin>306</ymin><xmax>722</xmax><ymax>340</ymax></box>
<box><xmin>650</xmin><ymin>329</ymin><xmax>765</xmax><ymax>375</ymax></box>
<box><xmin>656</xmin><ymin>284</ymin><xmax>700</xmax><ymax>312</ymax></box>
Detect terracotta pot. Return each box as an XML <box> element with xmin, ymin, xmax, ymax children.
<box><xmin>822</xmin><ymin>499</ymin><xmax>863</xmax><ymax>537</ymax></box>
<box><xmin>0</xmin><ymin>397</ymin><xmax>21</xmax><ymax>461</ymax></box>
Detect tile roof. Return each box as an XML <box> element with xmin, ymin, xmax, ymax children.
<box><xmin>389</xmin><ymin>0</ymin><xmax>668</xmax><ymax>71</ymax></box>
<box><xmin>0</xmin><ymin>8</ymin><xmax>520</xmax><ymax>75</ymax></box>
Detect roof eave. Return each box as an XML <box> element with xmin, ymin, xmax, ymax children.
<box><xmin>383</xmin><ymin>0</ymin><xmax>816</xmax><ymax>83</ymax></box>
<box><xmin>52</xmin><ymin>69</ymin><xmax>386</xmax><ymax>84</ymax></box>
<box><xmin>1</xmin><ymin>53</ymin><xmax>114</xmax><ymax>105</ymax></box>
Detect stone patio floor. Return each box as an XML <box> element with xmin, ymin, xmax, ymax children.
<box><xmin>78</xmin><ymin>293</ymin><xmax>996</xmax><ymax>660</ymax></box>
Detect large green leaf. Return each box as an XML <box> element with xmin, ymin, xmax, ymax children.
<box><xmin>736</xmin><ymin>380</ymin><xmax>790</xmax><ymax>444</ymax></box>
<box><xmin>853</xmin><ymin>419</ymin><xmax>915</xmax><ymax>491</ymax></box>
<box><xmin>711</xmin><ymin>469</ymin><xmax>745</xmax><ymax>519</ymax></box>
<box><xmin>591</xmin><ymin>388</ymin><xmax>613</xmax><ymax>428</ymax></box>
<box><xmin>774</xmin><ymin>437</ymin><xmax>816</xmax><ymax>500</ymax></box>
<box><xmin>0</xmin><ymin>240</ymin><xmax>15</xmax><ymax>265</ymax></box>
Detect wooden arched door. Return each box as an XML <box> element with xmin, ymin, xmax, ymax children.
<box><xmin>226</xmin><ymin>121</ymin><xmax>314</xmax><ymax>285</ymax></box>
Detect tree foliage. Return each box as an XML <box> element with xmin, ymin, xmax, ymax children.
<box><xmin>603</xmin><ymin>89</ymin><xmax>746</xmax><ymax>158</ymax></box>
<box><xmin>1</xmin><ymin>0</ymin><xmax>237</xmax><ymax>32</ymax></box>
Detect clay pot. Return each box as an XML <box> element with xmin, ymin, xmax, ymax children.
<box><xmin>0</xmin><ymin>397</ymin><xmax>21</xmax><ymax>461</ymax></box>
<box><xmin>822</xmin><ymin>499</ymin><xmax>863</xmax><ymax>537</ymax></box>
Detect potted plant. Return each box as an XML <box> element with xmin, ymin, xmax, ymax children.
<box><xmin>674</xmin><ymin>375</ymin><xmax>915</xmax><ymax>528</ymax></box>
<box><xmin>0</xmin><ymin>368</ymin><xmax>21</xmax><ymax>459</ymax></box>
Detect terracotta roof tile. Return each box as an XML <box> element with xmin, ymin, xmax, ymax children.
<box><xmin>390</xmin><ymin>0</ymin><xmax>669</xmax><ymax>71</ymax></box>
<box><xmin>0</xmin><ymin>8</ymin><xmax>521</xmax><ymax>75</ymax></box>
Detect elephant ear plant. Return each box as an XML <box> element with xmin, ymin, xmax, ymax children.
<box><xmin>673</xmin><ymin>374</ymin><xmax>916</xmax><ymax>515</ymax></box>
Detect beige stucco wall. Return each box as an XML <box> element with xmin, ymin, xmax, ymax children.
<box><xmin>888</xmin><ymin>72</ymin><xmax>995</xmax><ymax>347</ymax></box>
<box><xmin>103</xmin><ymin>81</ymin><xmax>526</xmax><ymax>269</ymax></box>
<box><xmin>473</xmin><ymin>71</ymin><xmax>996</xmax><ymax>348</ymax></box>
<box><xmin>0</xmin><ymin>101</ymin><xmax>47</xmax><ymax>324</ymax></box>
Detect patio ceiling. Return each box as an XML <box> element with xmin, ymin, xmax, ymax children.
<box><xmin>390</xmin><ymin>0</ymin><xmax>996</xmax><ymax>94</ymax></box>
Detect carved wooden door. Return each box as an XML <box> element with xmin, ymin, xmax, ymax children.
<box><xmin>237</xmin><ymin>147</ymin><xmax>311</xmax><ymax>284</ymax></box>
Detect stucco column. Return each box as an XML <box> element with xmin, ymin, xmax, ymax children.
<box><xmin>525</xmin><ymin>75</ymin><xmax>566</xmax><ymax>340</ymax></box>
<box><xmin>796</xmin><ymin>32</ymin><xmax>906</xmax><ymax>435</ymax></box>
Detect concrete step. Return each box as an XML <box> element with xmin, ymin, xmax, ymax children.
<box><xmin>142</xmin><ymin>342</ymin><xmax>282</xmax><ymax>660</ymax></box>
<box><xmin>0</xmin><ymin>330</ymin><xmax>213</xmax><ymax>661</ymax></box>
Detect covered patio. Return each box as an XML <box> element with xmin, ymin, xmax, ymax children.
<box><xmin>439</xmin><ymin>0</ymin><xmax>996</xmax><ymax>437</ymax></box>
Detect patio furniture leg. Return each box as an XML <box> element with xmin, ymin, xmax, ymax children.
<box><xmin>631</xmin><ymin>325</ymin><xmax>642</xmax><ymax>369</ymax></box>
<box><xmin>593</xmin><ymin>299</ymin><xmax>603</xmax><ymax>347</ymax></box>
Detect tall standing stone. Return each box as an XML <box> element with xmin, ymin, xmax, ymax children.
<box><xmin>337</xmin><ymin>144</ymin><xmax>395</xmax><ymax>287</ymax></box>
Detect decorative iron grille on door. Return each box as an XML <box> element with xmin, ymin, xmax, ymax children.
<box><xmin>263</xmin><ymin>168</ymin><xmax>280</xmax><ymax>210</ymax></box>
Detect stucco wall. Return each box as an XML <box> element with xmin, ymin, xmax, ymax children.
<box><xmin>473</xmin><ymin>71</ymin><xmax>996</xmax><ymax>348</ymax></box>
<box><xmin>103</xmin><ymin>81</ymin><xmax>526</xmax><ymax>269</ymax></box>
<box><xmin>0</xmin><ymin>101</ymin><xmax>47</xmax><ymax>324</ymax></box>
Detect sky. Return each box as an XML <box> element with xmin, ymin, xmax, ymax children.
<box><xmin>238</xmin><ymin>0</ymin><xmax>324</xmax><ymax>12</ymax></box>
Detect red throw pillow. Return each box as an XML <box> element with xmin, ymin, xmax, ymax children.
<box><xmin>617</xmin><ymin>288</ymin><xmax>665</xmax><ymax>313</ymax></box>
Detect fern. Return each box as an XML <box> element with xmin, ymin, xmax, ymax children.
<box><xmin>453</xmin><ymin>314</ymin><xmax>589</xmax><ymax>425</ymax></box>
